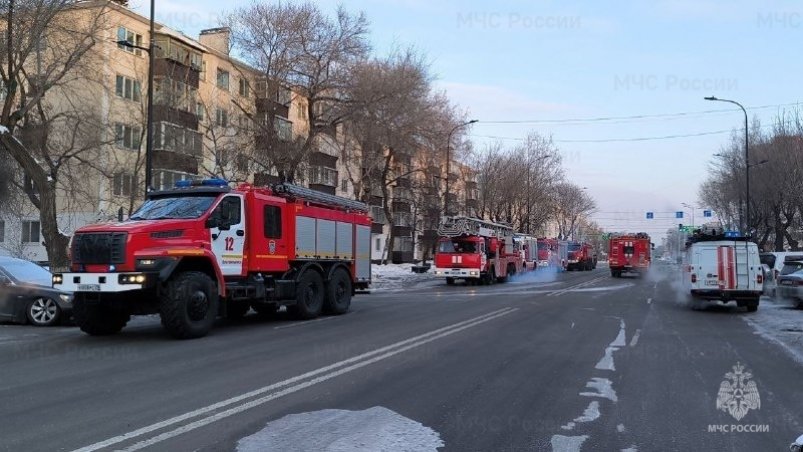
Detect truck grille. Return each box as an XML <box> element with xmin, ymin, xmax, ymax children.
<box><xmin>72</xmin><ymin>232</ymin><xmax>127</xmax><ymax>265</ymax></box>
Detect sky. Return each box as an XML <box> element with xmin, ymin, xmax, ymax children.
<box><xmin>131</xmin><ymin>0</ymin><xmax>803</xmax><ymax>238</ymax></box>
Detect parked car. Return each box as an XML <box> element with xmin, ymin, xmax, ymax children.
<box><xmin>759</xmin><ymin>251</ymin><xmax>803</xmax><ymax>296</ymax></box>
<box><xmin>0</xmin><ymin>256</ymin><xmax>73</xmax><ymax>326</ymax></box>
<box><xmin>775</xmin><ymin>259</ymin><xmax>803</xmax><ymax>308</ymax></box>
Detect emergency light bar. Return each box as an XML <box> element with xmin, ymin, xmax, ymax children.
<box><xmin>174</xmin><ymin>178</ymin><xmax>229</xmax><ymax>188</ymax></box>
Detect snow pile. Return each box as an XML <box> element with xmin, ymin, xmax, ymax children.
<box><xmin>237</xmin><ymin>407</ymin><xmax>444</xmax><ymax>452</ymax></box>
<box><xmin>370</xmin><ymin>263</ymin><xmax>436</xmax><ymax>292</ymax></box>
<box><xmin>743</xmin><ymin>298</ymin><xmax>803</xmax><ymax>365</ymax></box>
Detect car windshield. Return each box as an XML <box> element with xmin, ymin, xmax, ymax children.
<box><xmin>568</xmin><ymin>244</ymin><xmax>581</xmax><ymax>251</ymax></box>
<box><xmin>130</xmin><ymin>195</ymin><xmax>218</xmax><ymax>220</ymax></box>
<box><xmin>1</xmin><ymin>260</ymin><xmax>52</xmax><ymax>286</ymax></box>
<box><xmin>759</xmin><ymin>254</ymin><xmax>776</xmax><ymax>268</ymax></box>
<box><xmin>781</xmin><ymin>262</ymin><xmax>803</xmax><ymax>275</ymax></box>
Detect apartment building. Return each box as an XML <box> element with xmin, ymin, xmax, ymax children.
<box><xmin>0</xmin><ymin>0</ymin><xmax>311</xmax><ymax>262</ymax></box>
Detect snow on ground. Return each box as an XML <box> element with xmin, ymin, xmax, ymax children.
<box><xmin>369</xmin><ymin>263</ymin><xmax>437</xmax><ymax>292</ymax></box>
<box><xmin>744</xmin><ymin>297</ymin><xmax>803</xmax><ymax>365</ymax></box>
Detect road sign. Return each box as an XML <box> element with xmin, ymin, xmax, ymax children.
<box><xmin>676</xmin><ymin>211</ymin><xmax>684</xmax><ymax>219</ymax></box>
<box><xmin>703</xmin><ymin>210</ymin><xmax>712</xmax><ymax>217</ymax></box>
<box><xmin>646</xmin><ymin>212</ymin><xmax>654</xmax><ymax>219</ymax></box>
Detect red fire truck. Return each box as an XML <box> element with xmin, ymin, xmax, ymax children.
<box><xmin>53</xmin><ymin>180</ymin><xmax>372</xmax><ymax>339</ymax></box>
<box><xmin>609</xmin><ymin>233</ymin><xmax>651</xmax><ymax>277</ymax></box>
<box><xmin>515</xmin><ymin>234</ymin><xmax>538</xmax><ymax>271</ymax></box>
<box><xmin>566</xmin><ymin>241</ymin><xmax>596</xmax><ymax>271</ymax></box>
<box><xmin>433</xmin><ymin>216</ymin><xmax>523</xmax><ymax>285</ymax></box>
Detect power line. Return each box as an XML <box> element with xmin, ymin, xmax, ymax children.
<box><xmin>476</xmin><ymin>102</ymin><xmax>802</xmax><ymax>125</ymax></box>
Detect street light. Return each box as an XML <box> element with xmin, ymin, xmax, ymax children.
<box><xmin>681</xmin><ymin>202</ymin><xmax>696</xmax><ymax>227</ymax></box>
<box><xmin>444</xmin><ymin>119</ymin><xmax>478</xmax><ymax>215</ymax></box>
<box><xmin>705</xmin><ymin>96</ymin><xmax>749</xmax><ymax>234</ymax></box>
<box><xmin>117</xmin><ymin>0</ymin><xmax>156</xmax><ymax>195</ymax></box>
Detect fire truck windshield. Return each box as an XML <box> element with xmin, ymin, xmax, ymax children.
<box><xmin>568</xmin><ymin>243</ymin><xmax>581</xmax><ymax>251</ymax></box>
<box><xmin>130</xmin><ymin>195</ymin><xmax>219</xmax><ymax>220</ymax></box>
<box><xmin>537</xmin><ymin>242</ymin><xmax>549</xmax><ymax>250</ymax></box>
<box><xmin>438</xmin><ymin>241</ymin><xmax>477</xmax><ymax>253</ymax></box>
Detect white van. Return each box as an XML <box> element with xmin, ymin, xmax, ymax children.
<box><xmin>683</xmin><ymin>237</ymin><xmax>763</xmax><ymax>311</ymax></box>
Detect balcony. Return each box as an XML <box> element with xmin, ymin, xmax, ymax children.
<box><xmin>256</xmin><ymin>97</ymin><xmax>290</xmax><ymax>122</ymax></box>
<box><xmin>393</xmin><ymin>212</ymin><xmax>414</xmax><ymax>227</ymax></box>
<box><xmin>153</xmin><ymin>59</ymin><xmax>199</xmax><ymax>87</ymax></box>
<box><xmin>393</xmin><ymin>186</ymin><xmax>413</xmax><ymax>203</ymax></box>
<box><xmin>308</xmin><ymin>165</ymin><xmax>337</xmax><ymax>195</ymax></box>
<box><xmin>153</xmin><ymin>150</ymin><xmax>198</xmax><ymax>175</ymax></box>
<box><xmin>153</xmin><ymin>122</ymin><xmax>202</xmax><ymax>157</ymax></box>
<box><xmin>153</xmin><ymin>105</ymin><xmax>198</xmax><ymax>130</ymax></box>
<box><xmin>370</xmin><ymin>206</ymin><xmax>386</xmax><ymax>224</ymax></box>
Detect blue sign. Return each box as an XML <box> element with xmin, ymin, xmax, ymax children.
<box><xmin>703</xmin><ymin>210</ymin><xmax>712</xmax><ymax>218</ymax></box>
<box><xmin>646</xmin><ymin>212</ymin><xmax>654</xmax><ymax>219</ymax></box>
<box><xmin>676</xmin><ymin>211</ymin><xmax>684</xmax><ymax>219</ymax></box>
<box><xmin>724</xmin><ymin>231</ymin><xmax>740</xmax><ymax>238</ymax></box>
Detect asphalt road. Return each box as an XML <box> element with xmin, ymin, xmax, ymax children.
<box><xmin>1</xmin><ymin>264</ymin><xmax>801</xmax><ymax>451</ymax></box>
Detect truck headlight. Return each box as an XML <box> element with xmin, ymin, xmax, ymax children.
<box><xmin>52</xmin><ymin>274</ymin><xmax>63</xmax><ymax>285</ymax></box>
<box><xmin>119</xmin><ymin>274</ymin><xmax>147</xmax><ymax>284</ymax></box>
<box><xmin>470</xmin><ymin>271</ymin><xmax>479</xmax><ymax>276</ymax></box>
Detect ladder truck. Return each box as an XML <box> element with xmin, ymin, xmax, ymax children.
<box><xmin>433</xmin><ymin>216</ymin><xmax>523</xmax><ymax>285</ymax></box>
<box><xmin>53</xmin><ymin>179</ymin><xmax>372</xmax><ymax>339</ymax></box>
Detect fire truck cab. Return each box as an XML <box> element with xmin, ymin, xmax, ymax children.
<box><xmin>433</xmin><ymin>216</ymin><xmax>521</xmax><ymax>285</ymax></box>
<box><xmin>54</xmin><ymin>180</ymin><xmax>372</xmax><ymax>339</ymax></box>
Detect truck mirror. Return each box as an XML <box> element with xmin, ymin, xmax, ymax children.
<box><xmin>205</xmin><ymin>217</ymin><xmax>220</xmax><ymax>229</ymax></box>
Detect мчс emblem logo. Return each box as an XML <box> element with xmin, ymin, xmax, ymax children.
<box><xmin>716</xmin><ymin>363</ymin><xmax>760</xmax><ymax>421</ymax></box>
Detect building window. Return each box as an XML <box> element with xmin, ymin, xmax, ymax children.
<box><xmin>116</xmin><ymin>26</ymin><xmax>143</xmax><ymax>56</ymax></box>
<box><xmin>235</xmin><ymin>154</ymin><xmax>249</xmax><ymax>172</ymax></box>
<box><xmin>196</xmin><ymin>102</ymin><xmax>205</xmax><ymax>121</ymax></box>
<box><xmin>375</xmin><ymin>238</ymin><xmax>382</xmax><ymax>252</ymax></box>
<box><xmin>341</xmin><ymin>179</ymin><xmax>348</xmax><ymax>192</ymax></box>
<box><xmin>200</xmin><ymin>61</ymin><xmax>207</xmax><ymax>81</ymax></box>
<box><xmin>115</xmin><ymin>123</ymin><xmax>141</xmax><ymax>150</ymax></box>
<box><xmin>112</xmin><ymin>173</ymin><xmax>134</xmax><ymax>197</ymax></box>
<box><xmin>215</xmin><ymin>108</ymin><xmax>228</xmax><ymax>127</ymax></box>
<box><xmin>308</xmin><ymin>166</ymin><xmax>337</xmax><ymax>187</ymax></box>
<box><xmin>115</xmin><ymin>75</ymin><xmax>141</xmax><ymax>102</ymax></box>
<box><xmin>274</xmin><ymin>116</ymin><xmax>292</xmax><ymax>140</ymax></box>
<box><xmin>216</xmin><ymin>68</ymin><xmax>230</xmax><ymax>91</ymax></box>
<box><xmin>238</xmin><ymin>78</ymin><xmax>250</xmax><ymax>97</ymax></box>
<box><xmin>154</xmin><ymin>170</ymin><xmax>193</xmax><ymax>190</ymax></box>
<box><xmin>0</xmin><ymin>220</ymin><xmax>4</xmax><ymax>242</ymax></box>
<box><xmin>21</xmin><ymin>221</ymin><xmax>40</xmax><ymax>244</ymax></box>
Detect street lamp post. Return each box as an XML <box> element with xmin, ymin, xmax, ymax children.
<box><xmin>705</xmin><ymin>96</ymin><xmax>748</xmax><ymax>234</ymax></box>
<box><xmin>444</xmin><ymin>119</ymin><xmax>477</xmax><ymax>216</ymax></box>
<box><xmin>681</xmin><ymin>202</ymin><xmax>695</xmax><ymax>228</ymax></box>
<box><xmin>118</xmin><ymin>0</ymin><xmax>155</xmax><ymax>195</ymax></box>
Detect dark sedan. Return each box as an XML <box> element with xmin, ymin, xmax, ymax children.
<box><xmin>0</xmin><ymin>256</ymin><xmax>73</xmax><ymax>326</ymax></box>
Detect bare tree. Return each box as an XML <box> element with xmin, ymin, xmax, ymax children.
<box><xmin>224</xmin><ymin>1</ymin><xmax>369</xmax><ymax>182</ymax></box>
<box><xmin>0</xmin><ymin>1</ymin><xmax>111</xmax><ymax>268</ymax></box>
<box><xmin>553</xmin><ymin>183</ymin><xmax>596</xmax><ymax>240</ymax></box>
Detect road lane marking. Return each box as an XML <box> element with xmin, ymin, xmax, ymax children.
<box><xmin>629</xmin><ymin>329</ymin><xmax>641</xmax><ymax>347</ymax></box>
<box><xmin>547</xmin><ymin>276</ymin><xmax>607</xmax><ymax>297</ymax></box>
<box><xmin>71</xmin><ymin>307</ymin><xmax>517</xmax><ymax>452</ymax></box>
<box><xmin>273</xmin><ymin>316</ymin><xmax>335</xmax><ymax>330</ymax></box>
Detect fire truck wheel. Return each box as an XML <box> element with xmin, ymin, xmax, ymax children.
<box><xmin>73</xmin><ymin>295</ymin><xmax>130</xmax><ymax>336</ymax></box>
<box><xmin>159</xmin><ymin>271</ymin><xmax>219</xmax><ymax>339</ymax></box>
<box><xmin>226</xmin><ymin>300</ymin><xmax>250</xmax><ymax>319</ymax></box>
<box><xmin>446</xmin><ymin>278</ymin><xmax>455</xmax><ymax>285</ymax></box>
<box><xmin>290</xmin><ymin>270</ymin><xmax>324</xmax><ymax>320</ymax></box>
<box><xmin>324</xmin><ymin>268</ymin><xmax>352</xmax><ymax>315</ymax></box>
<box><xmin>746</xmin><ymin>299</ymin><xmax>759</xmax><ymax>312</ymax></box>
